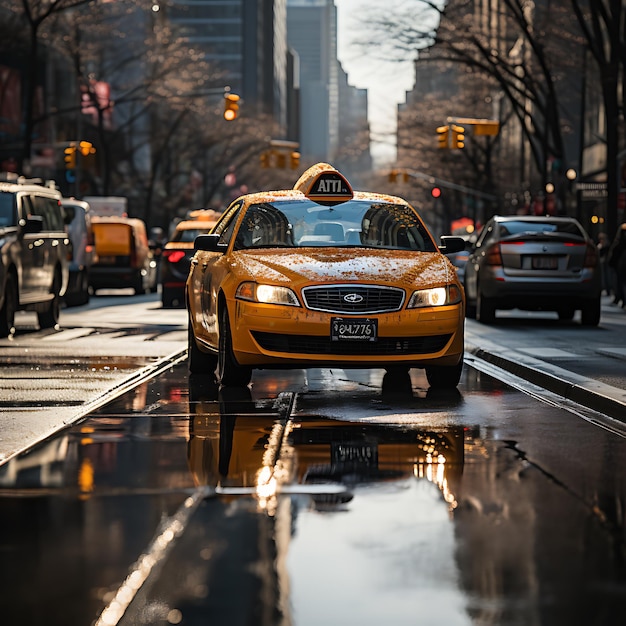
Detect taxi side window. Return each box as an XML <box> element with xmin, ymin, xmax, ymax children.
<box><xmin>216</xmin><ymin>203</ymin><xmax>242</xmax><ymax>245</ymax></box>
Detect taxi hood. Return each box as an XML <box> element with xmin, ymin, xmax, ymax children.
<box><xmin>232</xmin><ymin>248</ymin><xmax>453</xmax><ymax>287</ymax></box>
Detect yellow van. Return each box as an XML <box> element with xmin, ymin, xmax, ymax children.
<box><xmin>90</xmin><ymin>216</ymin><xmax>157</xmax><ymax>294</ymax></box>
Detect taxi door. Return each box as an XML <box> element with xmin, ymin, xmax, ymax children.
<box><xmin>189</xmin><ymin>203</ymin><xmax>242</xmax><ymax>348</ymax></box>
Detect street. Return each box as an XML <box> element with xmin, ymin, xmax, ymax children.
<box><xmin>0</xmin><ymin>293</ymin><xmax>625</xmax><ymax>625</ymax></box>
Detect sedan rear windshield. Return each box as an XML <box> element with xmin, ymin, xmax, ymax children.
<box><xmin>499</xmin><ymin>220</ymin><xmax>584</xmax><ymax>239</ymax></box>
<box><xmin>233</xmin><ymin>199</ymin><xmax>437</xmax><ymax>252</ymax></box>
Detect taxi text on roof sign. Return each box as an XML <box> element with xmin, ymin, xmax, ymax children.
<box><xmin>293</xmin><ymin>162</ymin><xmax>354</xmax><ymax>205</ymax></box>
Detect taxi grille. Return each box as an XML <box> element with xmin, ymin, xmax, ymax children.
<box><xmin>302</xmin><ymin>285</ymin><xmax>405</xmax><ymax>314</ymax></box>
<box><xmin>252</xmin><ymin>332</ymin><xmax>451</xmax><ymax>356</ymax></box>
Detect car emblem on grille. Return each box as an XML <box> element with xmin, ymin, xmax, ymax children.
<box><xmin>344</xmin><ymin>293</ymin><xmax>364</xmax><ymax>303</ymax></box>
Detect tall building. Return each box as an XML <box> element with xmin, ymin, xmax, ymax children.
<box><xmin>168</xmin><ymin>0</ymin><xmax>290</xmax><ymax>127</ymax></box>
<box><xmin>286</xmin><ymin>0</ymin><xmax>339</xmax><ymax>161</ymax></box>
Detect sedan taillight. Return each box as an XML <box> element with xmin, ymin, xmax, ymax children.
<box><xmin>164</xmin><ymin>250</ymin><xmax>186</xmax><ymax>264</ymax></box>
<box><xmin>583</xmin><ymin>243</ymin><xmax>598</xmax><ymax>268</ymax></box>
<box><xmin>485</xmin><ymin>243</ymin><xmax>502</xmax><ymax>266</ymax></box>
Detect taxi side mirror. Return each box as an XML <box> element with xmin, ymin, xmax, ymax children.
<box><xmin>438</xmin><ymin>236</ymin><xmax>465</xmax><ymax>254</ymax></box>
<box><xmin>194</xmin><ymin>234</ymin><xmax>224</xmax><ymax>252</ymax></box>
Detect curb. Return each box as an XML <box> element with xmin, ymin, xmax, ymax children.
<box><xmin>466</xmin><ymin>342</ymin><xmax>626</xmax><ymax>422</ymax></box>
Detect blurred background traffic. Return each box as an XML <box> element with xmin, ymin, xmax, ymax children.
<box><xmin>1</xmin><ymin>0</ymin><xmax>625</xmax><ymax>258</ymax></box>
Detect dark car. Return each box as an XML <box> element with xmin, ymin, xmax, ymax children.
<box><xmin>0</xmin><ymin>173</ymin><xmax>70</xmax><ymax>336</ymax></box>
<box><xmin>160</xmin><ymin>215</ymin><xmax>219</xmax><ymax>307</ymax></box>
<box><xmin>463</xmin><ymin>215</ymin><xmax>601</xmax><ymax>325</ymax></box>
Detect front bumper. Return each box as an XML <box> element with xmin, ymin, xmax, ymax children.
<box><xmin>228</xmin><ymin>299</ymin><xmax>465</xmax><ymax>369</ymax></box>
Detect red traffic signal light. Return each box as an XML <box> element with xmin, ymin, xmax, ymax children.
<box><xmin>431</xmin><ymin>186</ymin><xmax>442</xmax><ymax>198</ymax></box>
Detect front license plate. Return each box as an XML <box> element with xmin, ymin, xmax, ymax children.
<box><xmin>532</xmin><ymin>256</ymin><xmax>558</xmax><ymax>269</ymax></box>
<box><xmin>331</xmin><ymin>317</ymin><xmax>378</xmax><ymax>341</ymax></box>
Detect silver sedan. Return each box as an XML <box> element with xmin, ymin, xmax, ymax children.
<box><xmin>464</xmin><ymin>215</ymin><xmax>602</xmax><ymax>325</ymax></box>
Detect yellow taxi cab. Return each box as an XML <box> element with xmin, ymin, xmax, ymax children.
<box><xmin>186</xmin><ymin>163</ymin><xmax>466</xmax><ymax>388</ymax></box>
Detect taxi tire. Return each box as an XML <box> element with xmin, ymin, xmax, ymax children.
<box><xmin>0</xmin><ymin>273</ymin><xmax>17</xmax><ymax>338</ymax></box>
<box><xmin>217</xmin><ymin>307</ymin><xmax>252</xmax><ymax>387</ymax></box>
<box><xmin>188</xmin><ymin>321</ymin><xmax>218</xmax><ymax>375</ymax></box>
<box><xmin>37</xmin><ymin>270</ymin><xmax>61</xmax><ymax>330</ymax></box>
<box><xmin>425</xmin><ymin>355</ymin><xmax>464</xmax><ymax>389</ymax></box>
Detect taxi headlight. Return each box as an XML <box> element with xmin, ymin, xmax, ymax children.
<box><xmin>407</xmin><ymin>285</ymin><xmax>462</xmax><ymax>308</ymax></box>
<box><xmin>236</xmin><ymin>282</ymin><xmax>300</xmax><ymax>307</ymax></box>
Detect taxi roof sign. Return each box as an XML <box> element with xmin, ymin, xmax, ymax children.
<box><xmin>293</xmin><ymin>162</ymin><xmax>353</xmax><ymax>205</ymax></box>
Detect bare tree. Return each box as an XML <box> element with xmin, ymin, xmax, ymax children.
<box><xmin>4</xmin><ymin>0</ymin><xmax>94</xmax><ymax>171</ymax></box>
<box><xmin>570</xmin><ymin>0</ymin><xmax>625</xmax><ymax>239</ymax></box>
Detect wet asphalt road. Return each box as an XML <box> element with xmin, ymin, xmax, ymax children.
<box><xmin>0</xmin><ymin>294</ymin><xmax>626</xmax><ymax>625</ymax></box>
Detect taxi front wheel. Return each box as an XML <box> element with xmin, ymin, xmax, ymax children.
<box><xmin>425</xmin><ymin>355</ymin><xmax>464</xmax><ymax>389</ymax></box>
<box><xmin>217</xmin><ymin>307</ymin><xmax>252</xmax><ymax>387</ymax></box>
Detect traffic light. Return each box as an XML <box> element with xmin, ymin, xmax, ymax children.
<box><xmin>451</xmin><ymin>124</ymin><xmax>465</xmax><ymax>149</ymax></box>
<box><xmin>290</xmin><ymin>151</ymin><xmax>300</xmax><ymax>169</ymax></box>
<box><xmin>431</xmin><ymin>186</ymin><xmax>442</xmax><ymax>198</ymax></box>
<box><xmin>78</xmin><ymin>140</ymin><xmax>95</xmax><ymax>156</ymax></box>
<box><xmin>437</xmin><ymin>125</ymin><xmax>449</xmax><ymax>149</ymax></box>
<box><xmin>388</xmin><ymin>170</ymin><xmax>398</xmax><ymax>183</ymax></box>
<box><xmin>223</xmin><ymin>93</ymin><xmax>240</xmax><ymax>121</ymax></box>
<box><xmin>260</xmin><ymin>152</ymin><xmax>270</xmax><ymax>168</ymax></box>
<box><xmin>64</xmin><ymin>144</ymin><xmax>76</xmax><ymax>169</ymax></box>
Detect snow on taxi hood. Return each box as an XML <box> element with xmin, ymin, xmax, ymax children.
<box><xmin>230</xmin><ymin>248</ymin><xmax>452</xmax><ymax>287</ymax></box>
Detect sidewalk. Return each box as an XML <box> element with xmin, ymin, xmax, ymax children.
<box><xmin>464</xmin><ymin>296</ymin><xmax>626</xmax><ymax>421</ymax></box>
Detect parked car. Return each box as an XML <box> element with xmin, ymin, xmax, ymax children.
<box><xmin>463</xmin><ymin>215</ymin><xmax>601</xmax><ymax>325</ymax></box>
<box><xmin>0</xmin><ymin>173</ymin><xmax>70</xmax><ymax>336</ymax></box>
<box><xmin>161</xmin><ymin>212</ymin><xmax>220</xmax><ymax>308</ymax></box>
<box><xmin>61</xmin><ymin>198</ymin><xmax>95</xmax><ymax>306</ymax></box>
<box><xmin>90</xmin><ymin>216</ymin><xmax>157</xmax><ymax>294</ymax></box>
<box><xmin>187</xmin><ymin>162</ymin><xmax>466</xmax><ymax>388</ymax></box>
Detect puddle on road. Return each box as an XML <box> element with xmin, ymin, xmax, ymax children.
<box><xmin>2</xmin><ymin>363</ymin><xmax>622</xmax><ymax>626</ymax></box>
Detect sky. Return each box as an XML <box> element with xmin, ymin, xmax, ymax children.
<box><xmin>335</xmin><ymin>0</ymin><xmax>417</xmax><ymax>165</ymax></box>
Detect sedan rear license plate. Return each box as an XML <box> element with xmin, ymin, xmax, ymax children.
<box><xmin>532</xmin><ymin>256</ymin><xmax>558</xmax><ymax>269</ymax></box>
<box><xmin>331</xmin><ymin>317</ymin><xmax>378</xmax><ymax>341</ymax></box>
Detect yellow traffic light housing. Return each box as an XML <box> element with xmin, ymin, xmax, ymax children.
<box><xmin>223</xmin><ymin>93</ymin><xmax>240</xmax><ymax>121</ymax></box>
<box><xmin>451</xmin><ymin>124</ymin><xmax>465</xmax><ymax>149</ymax></box>
<box><xmin>388</xmin><ymin>170</ymin><xmax>398</xmax><ymax>183</ymax></box>
<box><xmin>437</xmin><ymin>125</ymin><xmax>449</xmax><ymax>149</ymax></box>
<box><xmin>78</xmin><ymin>140</ymin><xmax>95</xmax><ymax>156</ymax></box>
<box><xmin>64</xmin><ymin>144</ymin><xmax>76</xmax><ymax>169</ymax></box>
<box><xmin>290</xmin><ymin>151</ymin><xmax>300</xmax><ymax>169</ymax></box>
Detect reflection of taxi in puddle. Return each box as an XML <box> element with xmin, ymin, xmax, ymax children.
<box><xmin>187</xmin><ymin>163</ymin><xmax>466</xmax><ymax>388</ymax></box>
<box><xmin>187</xmin><ymin>385</ymin><xmax>464</xmax><ymax>509</ymax></box>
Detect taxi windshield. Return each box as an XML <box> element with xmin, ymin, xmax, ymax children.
<box><xmin>233</xmin><ymin>199</ymin><xmax>437</xmax><ymax>252</ymax></box>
